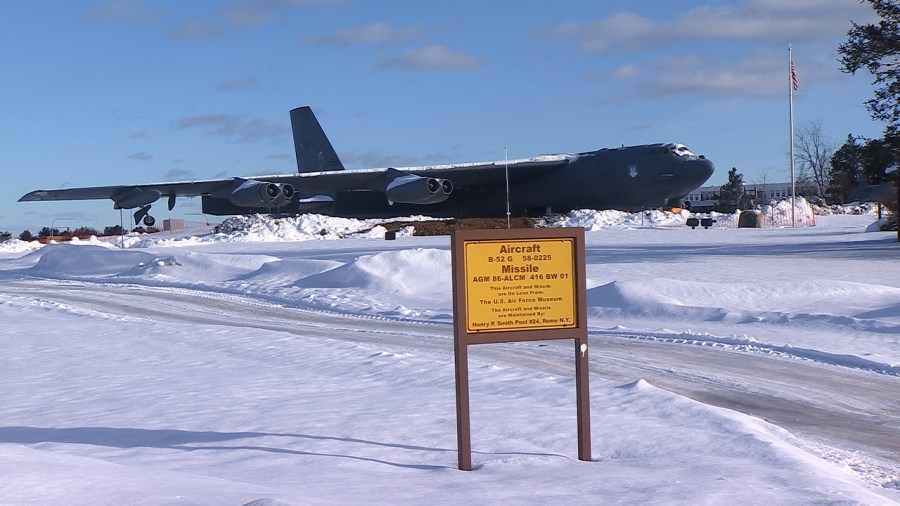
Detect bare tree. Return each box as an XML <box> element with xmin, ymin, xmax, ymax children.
<box><xmin>794</xmin><ymin>120</ymin><xmax>837</xmax><ymax>197</ymax></box>
<box><xmin>755</xmin><ymin>172</ymin><xmax>770</xmax><ymax>203</ymax></box>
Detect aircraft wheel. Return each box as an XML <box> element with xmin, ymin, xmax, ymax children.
<box><xmin>143</xmin><ymin>215</ymin><xmax>156</xmax><ymax>227</ymax></box>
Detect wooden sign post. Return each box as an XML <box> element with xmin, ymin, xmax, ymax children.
<box><xmin>450</xmin><ymin>227</ymin><xmax>590</xmax><ymax>471</ymax></box>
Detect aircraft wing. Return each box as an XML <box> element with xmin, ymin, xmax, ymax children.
<box><xmin>20</xmin><ymin>101</ymin><xmax>573</xmax><ymax>218</ymax></box>
<box><xmin>18</xmin><ymin>179</ymin><xmax>232</xmax><ymax>202</ymax></box>
<box><xmin>277</xmin><ymin>155</ymin><xmax>571</xmax><ymax>194</ymax></box>
<box><xmin>19</xmin><ymin>155</ymin><xmax>570</xmax><ymax>205</ymax></box>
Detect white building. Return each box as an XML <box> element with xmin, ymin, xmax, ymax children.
<box><xmin>687</xmin><ymin>182</ymin><xmax>796</xmax><ymax>212</ymax></box>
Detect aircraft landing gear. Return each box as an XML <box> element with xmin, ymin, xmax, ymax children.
<box><xmin>133</xmin><ymin>204</ymin><xmax>155</xmax><ymax>227</ymax></box>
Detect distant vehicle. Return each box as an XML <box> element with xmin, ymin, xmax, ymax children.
<box><xmin>20</xmin><ymin>107</ymin><xmax>715</xmax><ymax>225</ymax></box>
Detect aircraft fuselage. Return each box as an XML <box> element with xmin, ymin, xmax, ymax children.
<box><xmin>20</xmin><ymin>106</ymin><xmax>714</xmax><ymax>223</ymax></box>
<box><xmin>201</xmin><ymin>143</ymin><xmax>714</xmax><ymax>218</ymax></box>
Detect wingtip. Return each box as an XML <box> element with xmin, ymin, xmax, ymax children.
<box><xmin>18</xmin><ymin>191</ymin><xmax>44</xmax><ymax>202</ymax></box>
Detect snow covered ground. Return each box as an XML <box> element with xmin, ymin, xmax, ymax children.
<box><xmin>1</xmin><ymin>206</ymin><xmax>898</xmax><ymax>505</ymax></box>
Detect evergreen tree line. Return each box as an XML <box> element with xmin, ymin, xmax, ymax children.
<box><xmin>829</xmin><ymin>135</ymin><xmax>896</xmax><ymax>202</ymax></box>
<box><xmin>717</xmin><ymin>133</ymin><xmax>896</xmax><ymax>213</ymax></box>
<box><xmin>718</xmin><ymin>0</ymin><xmax>899</xmax><ymax>214</ymax></box>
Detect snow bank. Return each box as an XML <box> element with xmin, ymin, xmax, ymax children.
<box><xmin>1</xmin><ymin>209</ymin><xmax>898</xmax><ymax>504</ymax></box>
<box><xmin>543</xmin><ymin>208</ymin><xmax>691</xmax><ymax>230</ymax></box>
<box><xmin>0</xmin><ymin>239</ymin><xmax>43</xmax><ymax>254</ymax></box>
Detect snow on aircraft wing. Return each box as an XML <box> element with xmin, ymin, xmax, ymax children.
<box><xmin>260</xmin><ymin>155</ymin><xmax>572</xmax><ymax>194</ymax></box>
<box><xmin>19</xmin><ymin>155</ymin><xmax>570</xmax><ymax>203</ymax></box>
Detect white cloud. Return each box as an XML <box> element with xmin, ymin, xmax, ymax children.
<box><xmin>175</xmin><ymin>114</ymin><xmax>241</xmax><ymax>136</ymax></box>
<box><xmin>340</xmin><ymin>150</ymin><xmax>420</xmax><ymax>169</ymax></box>
<box><xmin>379</xmin><ymin>46</ymin><xmax>483</xmax><ymax>71</ymax></box>
<box><xmin>589</xmin><ymin>95</ymin><xmax>629</xmax><ymax>107</ymax></box>
<box><xmin>320</xmin><ymin>22</ymin><xmax>424</xmax><ymax>46</ymax></box>
<box><xmin>90</xmin><ymin>0</ymin><xmax>157</xmax><ymax>24</ymax></box>
<box><xmin>127</xmin><ymin>152</ymin><xmax>153</xmax><ymax>161</ymax></box>
<box><xmin>172</xmin><ymin>20</ymin><xmax>222</xmax><ymax>40</ymax></box>
<box><xmin>544</xmin><ymin>1</ymin><xmax>879</xmax><ymax>100</ymax></box>
<box><xmin>220</xmin><ymin>1</ymin><xmax>274</xmax><ymax>29</ymax></box>
<box><xmin>174</xmin><ymin>114</ymin><xmax>290</xmax><ymax>143</ymax></box>
<box><xmin>578</xmin><ymin>64</ymin><xmax>642</xmax><ymax>82</ymax></box>
<box><xmin>541</xmin><ymin>13</ymin><xmax>658</xmax><ymax>53</ymax></box>
<box><xmin>639</xmin><ymin>51</ymin><xmax>800</xmax><ymax>98</ymax></box>
<box><xmin>642</xmin><ymin>68</ymin><xmax>778</xmax><ymax>98</ymax></box>
<box><xmin>219</xmin><ymin>0</ymin><xmax>337</xmax><ymax>29</ymax></box>
<box><xmin>217</xmin><ymin>78</ymin><xmax>260</xmax><ymax>92</ymax></box>
<box><xmin>542</xmin><ymin>0</ymin><xmax>878</xmax><ymax>54</ymax></box>
<box><xmin>162</xmin><ymin>168</ymin><xmax>196</xmax><ymax>181</ymax></box>
<box><xmin>612</xmin><ymin>63</ymin><xmax>642</xmax><ymax>80</ymax></box>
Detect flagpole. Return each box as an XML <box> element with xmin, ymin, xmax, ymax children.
<box><xmin>505</xmin><ymin>146</ymin><xmax>511</xmax><ymax>229</ymax></box>
<box><xmin>789</xmin><ymin>46</ymin><xmax>796</xmax><ymax>227</ymax></box>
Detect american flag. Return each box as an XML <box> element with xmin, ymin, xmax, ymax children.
<box><xmin>790</xmin><ymin>60</ymin><xmax>798</xmax><ymax>91</ymax></box>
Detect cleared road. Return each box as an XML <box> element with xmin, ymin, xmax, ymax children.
<box><xmin>6</xmin><ymin>279</ymin><xmax>898</xmax><ymax>488</ymax></box>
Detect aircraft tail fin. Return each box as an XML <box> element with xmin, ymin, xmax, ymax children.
<box><xmin>290</xmin><ymin>106</ymin><xmax>345</xmax><ymax>173</ymax></box>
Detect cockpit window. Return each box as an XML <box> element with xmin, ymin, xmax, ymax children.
<box><xmin>676</xmin><ymin>145</ymin><xmax>695</xmax><ymax>156</ymax></box>
<box><xmin>664</xmin><ymin>143</ymin><xmax>696</xmax><ymax>158</ymax></box>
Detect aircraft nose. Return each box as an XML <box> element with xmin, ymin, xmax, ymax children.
<box><xmin>693</xmin><ymin>157</ymin><xmax>715</xmax><ymax>185</ymax></box>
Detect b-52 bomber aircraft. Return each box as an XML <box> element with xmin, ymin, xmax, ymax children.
<box><xmin>20</xmin><ymin>106</ymin><xmax>714</xmax><ymax>225</ymax></box>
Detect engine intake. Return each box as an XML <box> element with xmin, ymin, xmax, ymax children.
<box><xmin>271</xmin><ymin>184</ymin><xmax>295</xmax><ymax>206</ymax></box>
<box><xmin>229</xmin><ymin>179</ymin><xmax>295</xmax><ymax>207</ymax></box>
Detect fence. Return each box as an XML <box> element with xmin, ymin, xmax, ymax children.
<box><xmin>698</xmin><ymin>210</ymin><xmax>816</xmax><ymax>228</ymax></box>
<box><xmin>151</xmin><ymin>220</ymin><xmax>218</xmax><ymax>238</ymax></box>
<box><xmin>682</xmin><ymin>198</ymin><xmax>817</xmax><ymax>229</ymax></box>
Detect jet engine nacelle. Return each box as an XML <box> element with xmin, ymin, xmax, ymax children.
<box><xmin>112</xmin><ymin>187</ymin><xmax>161</xmax><ymax>209</ymax></box>
<box><xmin>229</xmin><ymin>179</ymin><xmax>295</xmax><ymax>207</ymax></box>
<box><xmin>385</xmin><ymin>174</ymin><xmax>453</xmax><ymax>205</ymax></box>
<box><xmin>270</xmin><ymin>183</ymin><xmax>295</xmax><ymax>206</ymax></box>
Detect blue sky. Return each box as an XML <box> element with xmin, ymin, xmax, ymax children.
<box><xmin>0</xmin><ymin>0</ymin><xmax>884</xmax><ymax>233</ymax></box>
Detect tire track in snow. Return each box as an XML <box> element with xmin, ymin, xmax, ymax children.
<box><xmin>5</xmin><ymin>279</ymin><xmax>899</xmax><ymax>489</ymax></box>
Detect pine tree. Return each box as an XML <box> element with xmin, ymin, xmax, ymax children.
<box><xmin>73</xmin><ymin>226</ymin><xmax>99</xmax><ymax>237</ymax></box>
<box><xmin>862</xmin><ymin>138</ymin><xmax>896</xmax><ymax>184</ymax></box>
<box><xmin>839</xmin><ymin>0</ymin><xmax>900</xmax><ymax>156</ymax></box>
<box><xmin>717</xmin><ymin>167</ymin><xmax>744</xmax><ymax>212</ymax></box>
<box><xmin>830</xmin><ymin>135</ymin><xmax>865</xmax><ymax>203</ymax></box>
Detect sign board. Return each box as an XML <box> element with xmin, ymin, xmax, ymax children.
<box><xmin>463</xmin><ymin>237</ymin><xmax>578</xmax><ymax>333</ymax></box>
<box><xmin>451</xmin><ymin>227</ymin><xmax>590</xmax><ymax>471</ymax></box>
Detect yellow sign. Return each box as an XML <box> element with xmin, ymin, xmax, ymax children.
<box><xmin>463</xmin><ymin>238</ymin><xmax>577</xmax><ymax>332</ymax></box>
